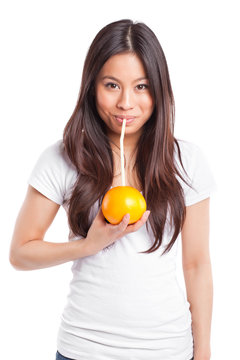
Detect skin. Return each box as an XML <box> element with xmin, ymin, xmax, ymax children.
<box><xmin>95</xmin><ymin>52</ymin><xmax>154</xmax><ymax>189</ymax></box>
<box><xmin>95</xmin><ymin>52</ymin><xmax>154</xmax><ymax>156</ymax></box>
<box><xmin>9</xmin><ymin>187</ymin><xmax>150</xmax><ymax>269</ymax></box>
<box><xmin>9</xmin><ymin>52</ymin><xmax>212</xmax><ymax>360</ymax></box>
<box><xmin>182</xmin><ymin>198</ymin><xmax>213</xmax><ymax>360</ymax></box>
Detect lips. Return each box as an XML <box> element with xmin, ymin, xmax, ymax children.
<box><xmin>114</xmin><ymin>115</ymin><xmax>136</xmax><ymax>124</ymax></box>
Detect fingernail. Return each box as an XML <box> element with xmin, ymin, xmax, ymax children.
<box><xmin>124</xmin><ymin>214</ymin><xmax>130</xmax><ymax>221</ymax></box>
<box><xmin>144</xmin><ymin>211</ymin><xmax>151</xmax><ymax>219</ymax></box>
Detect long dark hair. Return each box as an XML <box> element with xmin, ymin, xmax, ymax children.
<box><xmin>63</xmin><ymin>19</ymin><xmax>191</xmax><ymax>254</ymax></box>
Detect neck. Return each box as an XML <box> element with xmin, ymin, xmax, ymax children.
<box><xmin>110</xmin><ymin>137</ymin><xmax>137</xmax><ymax>162</ymax></box>
<box><xmin>109</xmin><ymin>139</ymin><xmax>137</xmax><ymax>179</ymax></box>
<box><xmin>108</xmin><ymin>129</ymin><xmax>141</xmax><ymax>156</ymax></box>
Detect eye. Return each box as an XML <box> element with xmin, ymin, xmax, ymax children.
<box><xmin>136</xmin><ymin>84</ymin><xmax>149</xmax><ymax>90</ymax></box>
<box><xmin>104</xmin><ymin>82</ymin><xmax>120</xmax><ymax>90</ymax></box>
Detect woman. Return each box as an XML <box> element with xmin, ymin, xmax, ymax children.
<box><xmin>9</xmin><ymin>19</ymin><xmax>216</xmax><ymax>360</ymax></box>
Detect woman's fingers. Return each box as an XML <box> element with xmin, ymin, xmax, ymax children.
<box><xmin>118</xmin><ymin>213</ymin><xmax>130</xmax><ymax>231</ymax></box>
<box><xmin>85</xmin><ymin>208</ymin><xmax>150</xmax><ymax>255</ymax></box>
<box><xmin>98</xmin><ymin>206</ymin><xmax>149</xmax><ymax>235</ymax></box>
<box><xmin>125</xmin><ymin>210</ymin><xmax>151</xmax><ymax>233</ymax></box>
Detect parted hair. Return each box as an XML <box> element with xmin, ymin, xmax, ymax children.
<box><xmin>63</xmin><ymin>19</ymin><xmax>191</xmax><ymax>254</ymax></box>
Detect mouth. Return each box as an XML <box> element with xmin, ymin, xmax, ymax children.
<box><xmin>114</xmin><ymin>115</ymin><xmax>136</xmax><ymax>124</ymax></box>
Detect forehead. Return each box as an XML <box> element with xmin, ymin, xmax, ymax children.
<box><xmin>98</xmin><ymin>52</ymin><xmax>147</xmax><ymax>80</ymax></box>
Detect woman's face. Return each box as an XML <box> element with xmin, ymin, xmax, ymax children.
<box><xmin>95</xmin><ymin>52</ymin><xmax>154</xmax><ymax>141</ymax></box>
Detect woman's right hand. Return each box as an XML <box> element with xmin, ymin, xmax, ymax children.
<box><xmin>83</xmin><ymin>207</ymin><xmax>151</xmax><ymax>256</ymax></box>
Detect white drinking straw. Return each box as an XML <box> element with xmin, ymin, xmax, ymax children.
<box><xmin>120</xmin><ymin>119</ymin><xmax>126</xmax><ymax>186</ymax></box>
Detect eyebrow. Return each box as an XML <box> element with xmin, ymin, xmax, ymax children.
<box><xmin>100</xmin><ymin>76</ymin><xmax>149</xmax><ymax>82</ymax></box>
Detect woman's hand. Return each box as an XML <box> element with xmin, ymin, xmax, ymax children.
<box><xmin>83</xmin><ymin>207</ymin><xmax>151</xmax><ymax>256</ymax></box>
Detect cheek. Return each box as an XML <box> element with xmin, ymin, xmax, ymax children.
<box><xmin>140</xmin><ymin>94</ymin><xmax>154</xmax><ymax>113</ymax></box>
<box><xmin>96</xmin><ymin>91</ymin><xmax>114</xmax><ymax>112</ymax></box>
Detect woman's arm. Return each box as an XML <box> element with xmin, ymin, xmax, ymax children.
<box><xmin>10</xmin><ymin>185</ymin><xmax>150</xmax><ymax>270</ymax></box>
<box><xmin>181</xmin><ymin>198</ymin><xmax>213</xmax><ymax>360</ymax></box>
<box><xmin>9</xmin><ymin>185</ymin><xmax>90</xmax><ymax>270</ymax></box>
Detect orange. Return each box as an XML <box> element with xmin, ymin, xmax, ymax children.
<box><xmin>101</xmin><ymin>186</ymin><xmax>147</xmax><ymax>225</ymax></box>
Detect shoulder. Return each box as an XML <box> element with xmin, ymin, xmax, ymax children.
<box><xmin>174</xmin><ymin>138</ymin><xmax>201</xmax><ymax>174</ymax></box>
<box><xmin>28</xmin><ymin>139</ymin><xmax>78</xmax><ymax>205</ymax></box>
<box><xmin>174</xmin><ymin>138</ymin><xmax>217</xmax><ymax>206</ymax></box>
<box><xmin>175</xmin><ymin>138</ymin><xmax>214</xmax><ymax>175</ymax></box>
<box><xmin>174</xmin><ymin>138</ymin><xmax>200</xmax><ymax>160</ymax></box>
<box><xmin>36</xmin><ymin>139</ymin><xmax>77</xmax><ymax>176</ymax></box>
<box><xmin>38</xmin><ymin>139</ymin><xmax>73</xmax><ymax>167</ymax></box>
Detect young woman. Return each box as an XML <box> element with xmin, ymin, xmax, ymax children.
<box><xmin>9</xmin><ymin>19</ymin><xmax>216</xmax><ymax>360</ymax></box>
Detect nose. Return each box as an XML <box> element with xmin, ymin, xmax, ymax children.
<box><xmin>116</xmin><ymin>89</ymin><xmax>134</xmax><ymax>111</ymax></box>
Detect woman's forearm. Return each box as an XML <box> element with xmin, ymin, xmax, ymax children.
<box><xmin>9</xmin><ymin>238</ymin><xmax>90</xmax><ymax>271</ymax></box>
<box><xmin>183</xmin><ymin>263</ymin><xmax>213</xmax><ymax>360</ymax></box>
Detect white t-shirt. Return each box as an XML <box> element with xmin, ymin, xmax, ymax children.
<box><xmin>27</xmin><ymin>139</ymin><xmax>217</xmax><ymax>360</ymax></box>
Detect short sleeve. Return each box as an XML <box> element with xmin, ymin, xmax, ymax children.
<box><xmin>176</xmin><ymin>141</ymin><xmax>217</xmax><ymax>207</ymax></box>
<box><xmin>27</xmin><ymin>140</ymin><xmax>72</xmax><ymax>205</ymax></box>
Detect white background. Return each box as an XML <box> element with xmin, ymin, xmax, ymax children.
<box><xmin>1</xmin><ymin>0</ymin><xmax>239</xmax><ymax>359</ymax></box>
